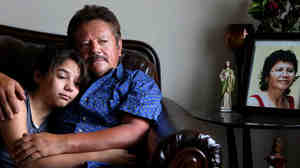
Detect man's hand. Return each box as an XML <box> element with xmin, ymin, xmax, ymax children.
<box><xmin>12</xmin><ymin>133</ymin><xmax>65</xmax><ymax>163</ymax></box>
<box><xmin>0</xmin><ymin>73</ymin><xmax>25</xmax><ymax>120</ymax></box>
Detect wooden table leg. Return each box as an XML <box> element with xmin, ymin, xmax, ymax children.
<box><xmin>227</xmin><ymin>127</ymin><xmax>239</xmax><ymax>168</ymax></box>
<box><xmin>243</xmin><ymin>127</ymin><xmax>252</xmax><ymax>168</ymax></box>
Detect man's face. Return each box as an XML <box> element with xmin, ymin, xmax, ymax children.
<box><xmin>74</xmin><ymin>19</ymin><xmax>122</xmax><ymax>78</ymax></box>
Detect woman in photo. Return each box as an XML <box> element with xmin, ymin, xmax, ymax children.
<box><xmin>247</xmin><ymin>49</ymin><xmax>298</xmax><ymax>109</ymax></box>
<box><xmin>0</xmin><ymin>46</ymin><xmax>134</xmax><ymax>168</ymax></box>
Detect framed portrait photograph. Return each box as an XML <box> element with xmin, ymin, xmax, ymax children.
<box><xmin>244</xmin><ymin>33</ymin><xmax>300</xmax><ymax>113</ymax></box>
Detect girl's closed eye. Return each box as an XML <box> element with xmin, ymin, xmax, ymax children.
<box><xmin>57</xmin><ymin>70</ymin><xmax>69</xmax><ymax>79</ymax></box>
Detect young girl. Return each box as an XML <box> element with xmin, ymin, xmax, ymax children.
<box><xmin>0</xmin><ymin>46</ymin><xmax>134</xmax><ymax>168</ymax></box>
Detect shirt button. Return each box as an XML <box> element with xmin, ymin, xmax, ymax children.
<box><xmin>82</xmin><ymin>116</ymin><xmax>86</xmax><ymax>121</ymax></box>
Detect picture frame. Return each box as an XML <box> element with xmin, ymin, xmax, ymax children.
<box><xmin>242</xmin><ymin>33</ymin><xmax>300</xmax><ymax>113</ymax></box>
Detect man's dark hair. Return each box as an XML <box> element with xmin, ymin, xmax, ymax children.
<box><xmin>30</xmin><ymin>45</ymin><xmax>88</xmax><ymax>91</ymax></box>
<box><xmin>67</xmin><ymin>5</ymin><xmax>121</xmax><ymax>48</ymax></box>
<box><xmin>259</xmin><ymin>49</ymin><xmax>298</xmax><ymax>93</ymax></box>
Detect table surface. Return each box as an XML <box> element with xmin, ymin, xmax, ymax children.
<box><xmin>191</xmin><ymin>110</ymin><xmax>300</xmax><ymax>129</ymax></box>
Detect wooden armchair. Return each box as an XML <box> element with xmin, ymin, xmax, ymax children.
<box><xmin>0</xmin><ymin>24</ymin><xmax>222</xmax><ymax>168</ymax></box>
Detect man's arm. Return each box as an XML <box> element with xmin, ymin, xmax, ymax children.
<box><xmin>64</xmin><ymin>114</ymin><xmax>150</xmax><ymax>153</ymax></box>
<box><xmin>13</xmin><ymin>113</ymin><xmax>149</xmax><ymax>159</ymax></box>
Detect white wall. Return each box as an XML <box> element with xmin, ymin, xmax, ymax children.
<box><xmin>0</xmin><ymin>0</ymin><xmax>250</xmax><ymax>113</ymax></box>
<box><xmin>0</xmin><ymin>1</ymin><xmax>254</xmax><ymax>168</ymax></box>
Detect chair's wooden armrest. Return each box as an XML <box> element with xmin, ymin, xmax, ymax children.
<box><xmin>145</xmin><ymin>98</ymin><xmax>222</xmax><ymax>168</ymax></box>
<box><xmin>149</xmin><ymin>129</ymin><xmax>222</xmax><ymax>168</ymax></box>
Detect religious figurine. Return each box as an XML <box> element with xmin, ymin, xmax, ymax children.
<box><xmin>265</xmin><ymin>137</ymin><xmax>287</xmax><ymax>168</ymax></box>
<box><xmin>219</xmin><ymin>60</ymin><xmax>235</xmax><ymax>112</ymax></box>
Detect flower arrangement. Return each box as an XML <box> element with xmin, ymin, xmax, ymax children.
<box><xmin>248</xmin><ymin>0</ymin><xmax>300</xmax><ymax>32</ymax></box>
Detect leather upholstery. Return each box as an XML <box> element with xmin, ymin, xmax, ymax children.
<box><xmin>121</xmin><ymin>48</ymin><xmax>159</xmax><ymax>86</ymax></box>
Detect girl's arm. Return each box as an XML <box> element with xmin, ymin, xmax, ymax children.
<box><xmin>0</xmin><ymin>98</ymin><xmax>27</xmax><ymax>152</ymax></box>
<box><xmin>0</xmin><ymin>99</ymin><xmax>136</xmax><ymax>168</ymax></box>
<box><xmin>22</xmin><ymin>149</ymin><xmax>136</xmax><ymax>168</ymax></box>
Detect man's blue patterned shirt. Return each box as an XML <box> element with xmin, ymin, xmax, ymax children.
<box><xmin>54</xmin><ymin>64</ymin><xmax>162</xmax><ymax>168</ymax></box>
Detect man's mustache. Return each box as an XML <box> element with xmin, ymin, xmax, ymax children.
<box><xmin>86</xmin><ymin>54</ymin><xmax>108</xmax><ymax>64</ymax></box>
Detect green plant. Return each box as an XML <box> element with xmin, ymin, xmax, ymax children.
<box><xmin>248</xmin><ymin>0</ymin><xmax>300</xmax><ymax>32</ymax></box>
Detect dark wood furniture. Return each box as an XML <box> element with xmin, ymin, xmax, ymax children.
<box><xmin>242</xmin><ymin>112</ymin><xmax>300</xmax><ymax>168</ymax></box>
<box><xmin>0</xmin><ymin>24</ymin><xmax>222</xmax><ymax>168</ymax></box>
<box><xmin>192</xmin><ymin>111</ymin><xmax>300</xmax><ymax>168</ymax></box>
<box><xmin>191</xmin><ymin>112</ymin><xmax>242</xmax><ymax>168</ymax></box>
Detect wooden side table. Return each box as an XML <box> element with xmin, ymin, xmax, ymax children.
<box><xmin>242</xmin><ymin>112</ymin><xmax>300</xmax><ymax>168</ymax></box>
<box><xmin>191</xmin><ymin>111</ymin><xmax>244</xmax><ymax>168</ymax></box>
<box><xmin>191</xmin><ymin>111</ymin><xmax>300</xmax><ymax>168</ymax></box>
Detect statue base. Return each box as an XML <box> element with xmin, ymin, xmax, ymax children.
<box><xmin>220</xmin><ymin>106</ymin><xmax>232</xmax><ymax>112</ymax></box>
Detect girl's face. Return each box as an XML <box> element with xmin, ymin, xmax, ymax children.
<box><xmin>36</xmin><ymin>58</ymin><xmax>81</xmax><ymax>107</ymax></box>
<box><xmin>268</xmin><ymin>61</ymin><xmax>296</xmax><ymax>91</ymax></box>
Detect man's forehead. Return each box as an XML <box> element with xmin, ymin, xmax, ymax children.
<box><xmin>77</xmin><ymin>20</ymin><xmax>112</xmax><ymax>32</ymax></box>
<box><xmin>75</xmin><ymin>22</ymin><xmax>115</xmax><ymax>41</ymax></box>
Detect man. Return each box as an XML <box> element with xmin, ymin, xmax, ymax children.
<box><xmin>0</xmin><ymin>5</ymin><xmax>162</xmax><ymax>168</ymax></box>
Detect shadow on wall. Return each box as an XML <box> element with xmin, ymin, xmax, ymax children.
<box><xmin>188</xmin><ymin>0</ymin><xmax>251</xmax><ymax>114</ymax></box>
